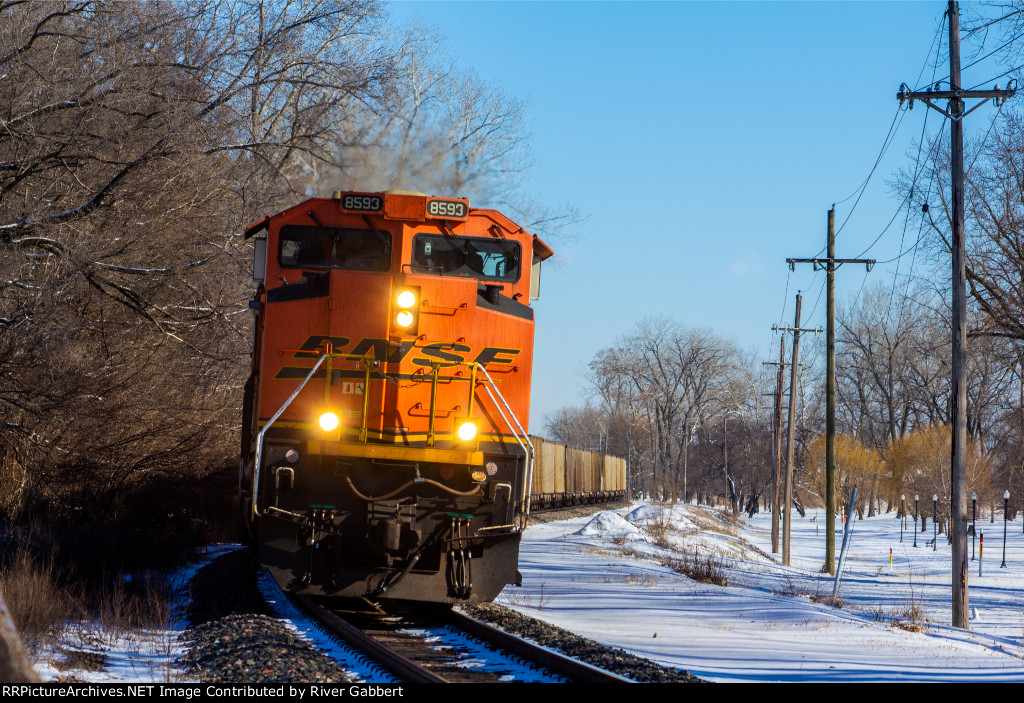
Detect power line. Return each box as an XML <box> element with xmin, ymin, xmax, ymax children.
<box><xmin>831</xmin><ymin>14</ymin><xmax>947</xmax><ymax>244</ymax></box>
<box><xmin>967</xmin><ymin>60</ymin><xmax>1024</xmax><ymax>90</ymax></box>
<box><xmin>875</xmin><ymin>125</ymin><xmax>947</xmax><ymax>268</ymax></box>
<box><xmin>876</xmin><ymin>99</ymin><xmax>1003</xmax><ymax>274</ymax></box>
<box><xmin>834</xmin><ymin>106</ymin><xmax>906</xmax><ymax>240</ymax></box>
<box><xmin>854</xmin><ymin>105</ymin><xmax>945</xmax><ymax>263</ymax></box>
<box><xmin>962</xmin><ymin>8</ymin><xmax>1024</xmax><ymax>40</ymax></box>
<box><xmin>805</xmin><ymin>274</ymin><xmax>827</xmax><ymax>322</ymax></box>
<box><xmin>927</xmin><ymin>27</ymin><xmax>1024</xmax><ymax>88</ymax></box>
<box><xmin>961</xmin><ymin>28</ymin><xmax>1024</xmax><ymax>73</ymax></box>
<box><xmin>861</xmin><ymin>53</ymin><xmax>1005</xmax><ymax>289</ymax></box>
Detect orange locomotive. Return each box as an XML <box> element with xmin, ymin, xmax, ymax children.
<box><xmin>239</xmin><ymin>191</ymin><xmax>553</xmax><ymax>603</ymax></box>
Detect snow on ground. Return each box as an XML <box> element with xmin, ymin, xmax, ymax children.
<box><xmin>497</xmin><ymin>503</ymin><xmax>1024</xmax><ymax>682</ymax></box>
<box><xmin>33</xmin><ymin>544</ymin><xmax>240</xmax><ymax>683</ymax></box>
<box><xmin>35</xmin><ymin>503</ymin><xmax>1024</xmax><ymax>683</ymax></box>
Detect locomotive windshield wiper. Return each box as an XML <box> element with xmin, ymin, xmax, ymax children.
<box><xmin>361</xmin><ymin>214</ymin><xmax>392</xmax><ymax>252</ymax></box>
<box><xmin>489</xmin><ymin>223</ymin><xmax>519</xmax><ymax>261</ymax></box>
<box><xmin>439</xmin><ymin>220</ymin><xmax>470</xmax><ymax>257</ymax></box>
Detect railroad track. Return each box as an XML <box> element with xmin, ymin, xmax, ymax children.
<box><xmin>289</xmin><ymin>593</ymin><xmax>632</xmax><ymax>684</ymax></box>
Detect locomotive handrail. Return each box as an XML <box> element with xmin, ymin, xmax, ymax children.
<box><xmin>473</xmin><ymin>363</ymin><xmax>534</xmax><ymax>527</ymax></box>
<box><xmin>251</xmin><ymin>352</ymin><xmax>329</xmax><ymax>520</ymax></box>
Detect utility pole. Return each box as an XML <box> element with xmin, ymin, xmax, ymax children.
<box><xmin>773</xmin><ymin>293</ymin><xmax>821</xmax><ymax>565</ymax></box>
<box><xmin>763</xmin><ymin>337</ymin><xmax>788</xmax><ymax>554</ymax></box>
<box><xmin>787</xmin><ymin>209</ymin><xmax>874</xmax><ymax>575</ymax></box>
<box><xmin>898</xmin><ymin>0</ymin><xmax>1015</xmax><ymax>630</ymax></box>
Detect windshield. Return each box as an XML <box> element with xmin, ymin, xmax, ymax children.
<box><xmin>411</xmin><ymin>234</ymin><xmax>520</xmax><ymax>281</ymax></box>
<box><xmin>278</xmin><ymin>225</ymin><xmax>391</xmax><ymax>271</ymax></box>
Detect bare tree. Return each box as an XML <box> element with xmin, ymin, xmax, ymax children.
<box><xmin>586</xmin><ymin>318</ymin><xmax>750</xmax><ymax>502</ymax></box>
<box><xmin>331</xmin><ymin>43</ymin><xmax>584</xmax><ymax>244</ymax></box>
<box><xmin>0</xmin><ymin>0</ymin><xmax>409</xmax><ymax>553</ymax></box>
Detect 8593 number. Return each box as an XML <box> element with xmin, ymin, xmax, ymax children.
<box><xmin>426</xmin><ymin>199</ymin><xmax>467</xmax><ymax>219</ymax></box>
<box><xmin>342</xmin><ymin>195</ymin><xmax>382</xmax><ymax>212</ymax></box>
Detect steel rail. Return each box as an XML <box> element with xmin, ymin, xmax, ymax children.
<box><xmin>289</xmin><ymin>593</ymin><xmax>446</xmax><ymax>683</ymax></box>
<box><xmin>432</xmin><ymin>607</ymin><xmax>633</xmax><ymax>683</ymax></box>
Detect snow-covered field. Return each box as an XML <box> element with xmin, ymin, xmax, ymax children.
<box><xmin>499</xmin><ymin>502</ymin><xmax>1024</xmax><ymax>682</ymax></box>
<box><xmin>32</xmin><ymin>502</ymin><xmax>1024</xmax><ymax>683</ymax></box>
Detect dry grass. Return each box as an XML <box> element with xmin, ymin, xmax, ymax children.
<box><xmin>504</xmin><ymin>580</ymin><xmax>553</xmax><ymax>610</ymax></box>
<box><xmin>573</xmin><ymin>571</ymin><xmax>662</xmax><ymax>586</ymax></box>
<box><xmin>663</xmin><ymin>550</ymin><xmax>729</xmax><ymax>586</ymax></box>
<box><xmin>890</xmin><ymin>600</ymin><xmax>925</xmax><ymax>632</ymax></box>
<box><xmin>685</xmin><ymin>507</ymin><xmax>741</xmax><ymax>538</ymax></box>
<box><xmin>772</xmin><ymin>574</ymin><xmax>835</xmax><ymax>604</ymax></box>
<box><xmin>0</xmin><ymin>545</ymin><xmax>79</xmax><ymax>651</ymax></box>
<box><xmin>772</xmin><ymin>575</ymin><xmax>806</xmax><ymax>597</ymax></box>
<box><xmin>96</xmin><ymin>573</ymin><xmax>175</xmax><ymax>633</ymax></box>
<box><xmin>810</xmin><ymin>593</ymin><xmax>845</xmax><ymax>608</ymax></box>
<box><xmin>644</xmin><ymin>513</ymin><xmax>679</xmax><ymax>549</ymax></box>
<box><xmin>0</xmin><ymin>537</ymin><xmax>176</xmax><ymax>658</ymax></box>
<box><xmin>890</xmin><ymin>565</ymin><xmax>925</xmax><ymax>633</ymax></box>
<box><xmin>579</xmin><ymin>545</ymin><xmax>615</xmax><ymax>558</ymax></box>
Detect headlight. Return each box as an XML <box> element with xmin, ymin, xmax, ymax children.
<box><xmin>284</xmin><ymin>448</ymin><xmax>300</xmax><ymax>463</ymax></box>
<box><xmin>392</xmin><ymin>286</ymin><xmax>420</xmax><ymax>333</ymax></box>
<box><xmin>318</xmin><ymin>412</ymin><xmax>339</xmax><ymax>431</ymax></box>
<box><xmin>396</xmin><ymin>290</ymin><xmax>416</xmax><ymax>308</ymax></box>
<box><xmin>457</xmin><ymin>421</ymin><xmax>478</xmax><ymax>441</ymax></box>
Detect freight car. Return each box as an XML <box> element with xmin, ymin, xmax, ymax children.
<box><xmin>528</xmin><ymin>436</ymin><xmax>627</xmax><ymax>510</ymax></box>
<box><xmin>240</xmin><ymin>191</ymin><xmax>552</xmax><ymax>603</ymax></box>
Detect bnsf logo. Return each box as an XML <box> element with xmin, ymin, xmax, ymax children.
<box><xmin>272</xmin><ymin>336</ymin><xmax>520</xmax><ymax>381</ymax></box>
<box><xmin>426</xmin><ymin>200</ymin><xmax>466</xmax><ymax>218</ymax></box>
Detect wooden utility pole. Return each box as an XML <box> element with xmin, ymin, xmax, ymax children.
<box><xmin>773</xmin><ymin>293</ymin><xmax>820</xmax><ymax>565</ymax></box>
<box><xmin>788</xmin><ymin>210</ymin><xmax>873</xmax><ymax>574</ymax></box>
<box><xmin>774</xmin><ymin>339</ymin><xmax>784</xmax><ymax>553</ymax></box>
<box><xmin>897</xmin><ymin>0</ymin><xmax>1015</xmax><ymax>629</ymax></box>
<box><xmin>763</xmin><ymin>337</ymin><xmax>788</xmax><ymax>554</ymax></box>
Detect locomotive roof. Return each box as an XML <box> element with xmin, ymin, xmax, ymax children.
<box><xmin>243</xmin><ymin>194</ymin><xmax>552</xmax><ymax>261</ymax></box>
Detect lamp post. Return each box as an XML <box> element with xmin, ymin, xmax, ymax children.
<box><xmin>914</xmin><ymin>494</ymin><xmax>919</xmax><ymax>548</ymax></box>
<box><xmin>900</xmin><ymin>494</ymin><xmax>906</xmax><ymax>543</ymax></box>
<box><xmin>972</xmin><ymin>492</ymin><xmax>977</xmax><ymax>561</ymax></box>
<box><xmin>933</xmin><ymin>495</ymin><xmax>938</xmax><ymax>551</ymax></box>
<box><xmin>1002</xmin><ymin>489</ymin><xmax>1009</xmax><ymax>568</ymax></box>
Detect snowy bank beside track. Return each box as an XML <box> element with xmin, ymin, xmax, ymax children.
<box><xmin>499</xmin><ymin>502</ymin><xmax>1024</xmax><ymax>682</ymax></box>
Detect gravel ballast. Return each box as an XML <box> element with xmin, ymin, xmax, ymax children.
<box><xmin>178</xmin><ymin>505</ymin><xmax>704</xmax><ymax>683</ymax></box>
<box><xmin>179</xmin><ymin>548</ymin><xmax>352</xmax><ymax>683</ymax></box>
<box><xmin>461</xmin><ymin>603</ymin><xmax>703</xmax><ymax>683</ymax></box>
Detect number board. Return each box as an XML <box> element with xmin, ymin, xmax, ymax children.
<box><xmin>425</xmin><ymin>198</ymin><xmax>469</xmax><ymax>220</ymax></box>
<box><xmin>340</xmin><ymin>193</ymin><xmax>383</xmax><ymax>213</ymax></box>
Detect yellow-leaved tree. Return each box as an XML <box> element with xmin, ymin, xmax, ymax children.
<box><xmin>884</xmin><ymin>424</ymin><xmax>995</xmax><ymax>525</ymax></box>
<box><xmin>806</xmin><ymin>434</ymin><xmax>883</xmax><ymax>519</ymax></box>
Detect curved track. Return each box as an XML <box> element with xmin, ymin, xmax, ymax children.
<box><xmin>289</xmin><ymin>594</ymin><xmax>632</xmax><ymax>684</ymax></box>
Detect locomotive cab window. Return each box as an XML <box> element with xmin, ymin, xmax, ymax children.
<box><xmin>279</xmin><ymin>225</ymin><xmax>391</xmax><ymax>271</ymax></box>
<box><xmin>411</xmin><ymin>234</ymin><xmax>520</xmax><ymax>282</ymax></box>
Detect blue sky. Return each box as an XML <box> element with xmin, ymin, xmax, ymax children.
<box><xmin>386</xmin><ymin>1</ymin><xmax>1012</xmax><ymax>427</ymax></box>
